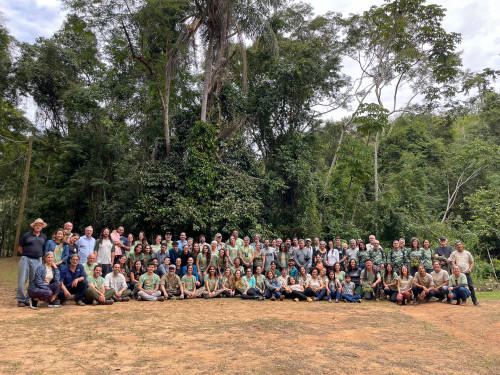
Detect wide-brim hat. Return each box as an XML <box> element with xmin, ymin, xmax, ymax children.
<box><xmin>30</xmin><ymin>218</ymin><xmax>47</xmax><ymax>228</ymax></box>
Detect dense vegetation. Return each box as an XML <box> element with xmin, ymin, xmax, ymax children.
<box><xmin>0</xmin><ymin>0</ymin><xmax>499</xmax><ymax>271</ymax></box>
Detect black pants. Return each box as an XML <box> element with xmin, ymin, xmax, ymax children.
<box><xmin>58</xmin><ymin>281</ymin><xmax>87</xmax><ymax>302</ymax></box>
<box><xmin>465</xmin><ymin>273</ymin><xmax>477</xmax><ymax>303</ymax></box>
<box><xmin>383</xmin><ymin>288</ymin><xmax>398</xmax><ymax>302</ymax></box>
<box><xmin>239</xmin><ymin>288</ymin><xmax>261</xmax><ymax>300</ymax></box>
<box><xmin>221</xmin><ymin>290</ymin><xmax>235</xmax><ymax>298</ymax></box>
<box><xmin>101</xmin><ymin>264</ymin><xmax>112</xmax><ymax>277</ymax></box>
<box><xmin>291</xmin><ymin>290</ymin><xmax>308</xmax><ymax>300</ymax></box>
<box><xmin>363</xmin><ymin>284</ymin><xmax>380</xmax><ymax>300</ymax></box>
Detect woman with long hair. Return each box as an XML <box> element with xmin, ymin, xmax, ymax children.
<box><xmin>422</xmin><ymin>239</ymin><xmax>434</xmax><ymax>274</ymax></box>
<box><xmin>151</xmin><ymin>235</ymin><xmax>163</xmax><ymax>252</ymax></box>
<box><xmin>276</xmin><ymin>243</ymin><xmax>289</xmax><ymax>270</ymax></box>
<box><xmin>128</xmin><ymin>243</ymin><xmax>144</xmax><ymax>270</ymax></box>
<box><xmin>241</xmin><ymin>268</ymin><xmax>265</xmax><ymax>300</ymax></box>
<box><xmin>197</xmin><ymin>244</ymin><xmax>212</xmax><ymax>284</ymax></box>
<box><xmin>326</xmin><ymin>270</ymin><xmax>342</xmax><ymax>303</ymax></box>
<box><xmin>43</xmin><ymin>228</ymin><xmax>69</xmax><ymax>267</ymax></box>
<box><xmin>397</xmin><ymin>265</ymin><xmax>413</xmax><ymax>305</ymax></box>
<box><xmin>264</xmin><ymin>269</ymin><xmax>282</xmax><ymax>300</ymax></box>
<box><xmin>408</xmin><ymin>237</ymin><xmax>424</xmax><ymax>276</ymax></box>
<box><xmin>383</xmin><ymin>263</ymin><xmax>399</xmax><ymax>303</ymax></box>
<box><xmin>130</xmin><ymin>260</ymin><xmax>145</xmax><ymax>298</ymax></box>
<box><xmin>346</xmin><ymin>259</ymin><xmax>362</xmax><ymax>296</ymax></box>
<box><xmin>203</xmin><ymin>266</ymin><xmax>222</xmax><ymax>298</ymax></box>
<box><xmin>137</xmin><ymin>231</ymin><xmax>148</xmax><ymax>246</ymax></box>
<box><xmin>304</xmin><ymin>268</ymin><xmax>326</xmax><ymax>301</ymax></box>
<box><xmin>326</xmin><ymin>241</ymin><xmax>339</xmax><ymax>274</ymax></box>
<box><xmin>297</xmin><ymin>266</ymin><xmax>311</xmax><ymax>287</ymax></box>
<box><xmin>143</xmin><ymin>244</ymin><xmax>153</xmax><ymax>266</ymax></box>
<box><xmin>219</xmin><ymin>267</ymin><xmax>235</xmax><ymax>297</ymax></box>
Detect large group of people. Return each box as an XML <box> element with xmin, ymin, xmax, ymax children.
<box><xmin>16</xmin><ymin>218</ymin><xmax>480</xmax><ymax>309</ymax></box>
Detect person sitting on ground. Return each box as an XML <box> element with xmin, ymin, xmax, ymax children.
<box><xmin>397</xmin><ymin>265</ymin><xmax>413</xmax><ymax>305</ymax></box>
<box><xmin>137</xmin><ymin>262</ymin><xmax>164</xmax><ymax>301</ymax></box>
<box><xmin>160</xmin><ymin>264</ymin><xmax>184</xmax><ymax>299</ymax></box>
<box><xmin>304</xmin><ymin>267</ymin><xmax>326</xmax><ymax>301</ymax></box>
<box><xmin>130</xmin><ymin>260</ymin><xmax>145</xmax><ymax>296</ymax></box>
<box><xmin>326</xmin><ymin>270</ymin><xmax>341</xmax><ymax>303</ymax></box>
<box><xmin>58</xmin><ymin>254</ymin><xmax>87</xmax><ymax>306</ymax></box>
<box><xmin>264</xmin><ymin>269</ymin><xmax>282</xmax><ymax>300</ymax></box>
<box><xmin>360</xmin><ymin>259</ymin><xmax>382</xmax><ymax>300</ymax></box>
<box><xmin>28</xmin><ymin>251</ymin><xmax>62</xmax><ymax>309</ymax></box>
<box><xmin>182</xmin><ymin>257</ymin><xmax>201</xmax><ymax>288</ymax></box>
<box><xmin>182</xmin><ymin>264</ymin><xmax>203</xmax><ymax>299</ymax></box>
<box><xmin>333</xmin><ymin>262</ymin><xmax>345</xmax><ymax>287</ymax></box>
<box><xmin>277</xmin><ymin>267</ymin><xmax>289</xmax><ymax>294</ymax></box>
<box><xmin>43</xmin><ymin>228</ymin><xmax>69</xmax><ymax>268</ymax></box>
<box><xmin>319</xmin><ymin>267</ymin><xmax>329</xmax><ymax>286</ymax></box>
<box><xmin>203</xmin><ymin>266</ymin><xmax>222</xmax><ymax>299</ymax></box>
<box><xmin>220</xmin><ymin>267</ymin><xmax>235</xmax><ymax>298</ymax></box>
<box><xmin>104</xmin><ymin>263</ymin><xmax>131</xmax><ymax>302</ymax></box>
<box><xmin>83</xmin><ymin>253</ymin><xmax>97</xmax><ymax>278</ymax></box>
<box><xmin>448</xmin><ymin>265</ymin><xmax>471</xmax><ymax>306</ymax></box>
<box><xmin>240</xmin><ymin>267</ymin><xmax>264</xmax><ymax>300</ymax></box>
<box><xmin>382</xmin><ymin>264</ymin><xmax>398</xmax><ymax>303</ymax></box>
<box><xmin>429</xmin><ymin>260</ymin><xmax>449</xmax><ymax>302</ymax></box>
<box><xmin>412</xmin><ymin>264</ymin><xmax>434</xmax><ymax>304</ymax></box>
<box><xmin>85</xmin><ymin>264</ymin><xmax>114</xmax><ymax>305</ymax></box>
<box><xmin>285</xmin><ymin>276</ymin><xmax>311</xmax><ymax>302</ymax></box>
<box><xmin>340</xmin><ymin>275</ymin><xmax>361</xmax><ymax>303</ymax></box>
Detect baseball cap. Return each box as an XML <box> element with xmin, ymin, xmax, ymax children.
<box><xmin>439</xmin><ymin>236</ymin><xmax>447</xmax><ymax>241</ymax></box>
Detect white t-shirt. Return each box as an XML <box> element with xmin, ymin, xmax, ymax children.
<box><xmin>97</xmin><ymin>239</ymin><xmax>114</xmax><ymax>264</ymax></box>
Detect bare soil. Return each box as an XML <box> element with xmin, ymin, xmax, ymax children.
<box><xmin>0</xmin><ymin>257</ymin><xmax>498</xmax><ymax>375</ymax></box>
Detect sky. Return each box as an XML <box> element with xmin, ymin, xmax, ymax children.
<box><xmin>1</xmin><ymin>0</ymin><xmax>499</xmax><ymax>120</ymax></box>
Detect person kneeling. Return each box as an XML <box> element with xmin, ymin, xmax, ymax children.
<box><xmin>412</xmin><ymin>264</ymin><xmax>434</xmax><ymax>304</ymax></box>
<box><xmin>137</xmin><ymin>262</ymin><xmax>164</xmax><ymax>301</ymax></box>
<box><xmin>58</xmin><ymin>254</ymin><xmax>87</xmax><ymax>306</ymax></box>
<box><xmin>360</xmin><ymin>260</ymin><xmax>381</xmax><ymax>301</ymax></box>
<box><xmin>85</xmin><ymin>265</ymin><xmax>115</xmax><ymax>305</ymax></box>
<box><xmin>105</xmin><ymin>263</ymin><xmax>132</xmax><ymax>302</ymax></box>
<box><xmin>448</xmin><ymin>265</ymin><xmax>471</xmax><ymax>306</ymax></box>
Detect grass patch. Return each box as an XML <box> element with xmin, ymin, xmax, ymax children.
<box><xmin>0</xmin><ymin>257</ymin><xmax>19</xmax><ymax>284</ymax></box>
<box><xmin>476</xmin><ymin>291</ymin><xmax>500</xmax><ymax>300</ymax></box>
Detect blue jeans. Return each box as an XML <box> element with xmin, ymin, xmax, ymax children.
<box><xmin>305</xmin><ymin>287</ymin><xmax>326</xmax><ymax>300</ymax></box>
<box><xmin>327</xmin><ymin>289</ymin><xmax>341</xmax><ymax>301</ymax></box>
<box><xmin>429</xmin><ymin>286</ymin><xmax>449</xmax><ymax>299</ymax></box>
<box><xmin>342</xmin><ymin>293</ymin><xmax>361</xmax><ymax>302</ymax></box>
<box><xmin>265</xmin><ymin>288</ymin><xmax>281</xmax><ymax>299</ymax></box>
<box><xmin>17</xmin><ymin>256</ymin><xmax>42</xmax><ymax>303</ymax></box>
<box><xmin>450</xmin><ymin>287</ymin><xmax>470</xmax><ymax>302</ymax></box>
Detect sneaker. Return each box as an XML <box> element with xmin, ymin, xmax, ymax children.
<box><xmin>137</xmin><ymin>296</ymin><xmax>143</xmax><ymax>301</ymax></box>
<box><xmin>306</xmin><ymin>297</ymin><xmax>313</xmax><ymax>302</ymax></box>
<box><xmin>60</xmin><ymin>300</ymin><xmax>66</xmax><ymax>306</ymax></box>
<box><xmin>48</xmin><ymin>301</ymin><xmax>60</xmax><ymax>308</ymax></box>
<box><xmin>92</xmin><ymin>300</ymin><xmax>99</xmax><ymax>306</ymax></box>
<box><xmin>121</xmin><ymin>297</ymin><xmax>130</xmax><ymax>302</ymax></box>
<box><xmin>157</xmin><ymin>296</ymin><xmax>165</xmax><ymax>302</ymax></box>
<box><xmin>335</xmin><ymin>299</ymin><xmax>339</xmax><ymax>303</ymax></box>
<box><xmin>112</xmin><ymin>296</ymin><xmax>121</xmax><ymax>302</ymax></box>
<box><xmin>328</xmin><ymin>299</ymin><xmax>332</xmax><ymax>303</ymax></box>
<box><xmin>29</xmin><ymin>299</ymin><xmax>38</xmax><ymax>310</ymax></box>
<box><xmin>279</xmin><ymin>295</ymin><xmax>284</xmax><ymax>301</ymax></box>
<box><xmin>270</xmin><ymin>296</ymin><xmax>276</xmax><ymax>301</ymax></box>
<box><xmin>323</xmin><ymin>297</ymin><xmax>328</xmax><ymax>301</ymax></box>
<box><xmin>258</xmin><ymin>296</ymin><xmax>265</xmax><ymax>300</ymax></box>
<box><xmin>461</xmin><ymin>301</ymin><xmax>467</xmax><ymax>306</ymax></box>
<box><xmin>356</xmin><ymin>299</ymin><xmax>361</xmax><ymax>303</ymax></box>
<box><xmin>103</xmin><ymin>300</ymin><xmax>114</xmax><ymax>305</ymax></box>
<box><xmin>294</xmin><ymin>298</ymin><xmax>299</xmax><ymax>302</ymax></box>
<box><xmin>315</xmin><ymin>297</ymin><xmax>320</xmax><ymax>301</ymax></box>
<box><xmin>76</xmin><ymin>300</ymin><xmax>86</xmax><ymax>306</ymax></box>
<box><xmin>18</xmin><ymin>301</ymin><xmax>26</xmax><ymax>308</ymax></box>
<box><xmin>473</xmin><ymin>301</ymin><xmax>480</xmax><ymax>307</ymax></box>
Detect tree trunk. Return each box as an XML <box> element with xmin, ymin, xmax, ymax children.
<box><xmin>324</xmin><ymin>125</ymin><xmax>345</xmax><ymax>191</ymax></box>
<box><xmin>238</xmin><ymin>32</ymin><xmax>248</xmax><ymax>97</ymax></box>
<box><xmin>374</xmin><ymin>131</ymin><xmax>380</xmax><ymax>201</ymax></box>
<box><xmin>341</xmin><ymin>176</ymin><xmax>353</xmax><ymax>225</ymax></box>
<box><xmin>350</xmin><ymin>186</ymin><xmax>361</xmax><ymax>222</ymax></box>
<box><xmin>201</xmin><ymin>33</ymin><xmax>214</xmax><ymax>123</ymax></box>
<box><xmin>163</xmin><ymin>55</ymin><xmax>173</xmax><ymax>156</ymax></box>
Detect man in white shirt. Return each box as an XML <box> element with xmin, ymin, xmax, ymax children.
<box><xmin>104</xmin><ymin>263</ymin><xmax>131</xmax><ymax>302</ymax></box>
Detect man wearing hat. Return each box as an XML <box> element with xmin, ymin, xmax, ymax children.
<box><xmin>159</xmin><ymin>264</ymin><xmax>184</xmax><ymax>299</ymax></box>
<box><xmin>434</xmin><ymin>236</ymin><xmax>453</xmax><ymax>273</ymax></box>
<box><xmin>17</xmin><ymin>218</ymin><xmax>48</xmax><ymax>307</ymax></box>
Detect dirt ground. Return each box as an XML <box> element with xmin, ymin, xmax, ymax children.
<box><xmin>0</xmin><ymin>257</ymin><xmax>499</xmax><ymax>375</ymax></box>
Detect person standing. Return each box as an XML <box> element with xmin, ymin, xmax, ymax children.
<box><xmin>76</xmin><ymin>226</ymin><xmax>96</xmax><ymax>264</ymax></box>
<box><xmin>434</xmin><ymin>236</ymin><xmax>453</xmax><ymax>273</ymax></box>
<box><xmin>450</xmin><ymin>241</ymin><xmax>479</xmax><ymax>306</ymax></box>
<box><xmin>17</xmin><ymin>218</ymin><xmax>48</xmax><ymax>307</ymax></box>
<box><xmin>43</xmin><ymin>228</ymin><xmax>69</xmax><ymax>267</ymax></box>
<box><xmin>95</xmin><ymin>227</ymin><xmax>114</xmax><ymax>277</ymax></box>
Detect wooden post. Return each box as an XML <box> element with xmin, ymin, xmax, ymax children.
<box><xmin>13</xmin><ymin>137</ymin><xmax>32</xmax><ymax>255</ymax></box>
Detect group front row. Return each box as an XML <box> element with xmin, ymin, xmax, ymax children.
<box><xmin>27</xmin><ymin>252</ymin><xmax>473</xmax><ymax>308</ymax></box>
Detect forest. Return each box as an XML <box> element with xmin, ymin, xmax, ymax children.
<box><xmin>0</xmin><ymin>0</ymin><xmax>499</xmax><ymax>272</ymax></box>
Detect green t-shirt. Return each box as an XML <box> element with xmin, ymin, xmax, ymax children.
<box><xmin>226</xmin><ymin>245</ymin><xmax>239</xmax><ymax>260</ymax></box>
<box><xmin>255</xmin><ymin>274</ymin><xmax>266</xmax><ymax>290</ymax></box>
<box><xmin>138</xmin><ymin>273</ymin><xmax>160</xmax><ymax>291</ymax></box>
<box><xmin>129</xmin><ymin>252</ymin><xmax>144</xmax><ymax>265</ymax></box>
<box><xmin>83</xmin><ymin>263</ymin><xmax>96</xmax><ymax>278</ymax></box>
<box><xmin>335</xmin><ymin>271</ymin><xmax>345</xmax><ymax>283</ymax></box>
<box><xmin>422</xmin><ymin>249</ymin><xmax>433</xmax><ymax>270</ymax></box>
<box><xmin>239</xmin><ymin>246</ymin><xmax>254</xmax><ymax>263</ymax></box>
<box><xmin>253</xmin><ymin>251</ymin><xmax>263</xmax><ymax>268</ymax></box>
<box><xmin>53</xmin><ymin>243</ymin><xmax>64</xmax><ymax>263</ymax></box>
<box><xmin>87</xmin><ymin>274</ymin><xmax>105</xmax><ymax>290</ymax></box>
<box><xmin>181</xmin><ymin>275</ymin><xmax>197</xmax><ymax>291</ymax></box>
<box><xmin>197</xmin><ymin>253</ymin><xmax>209</xmax><ymax>272</ymax></box>
<box><xmin>384</xmin><ymin>272</ymin><xmax>399</xmax><ymax>291</ymax></box>
<box><xmin>205</xmin><ymin>276</ymin><xmax>219</xmax><ymax>292</ymax></box>
<box><xmin>409</xmin><ymin>249</ymin><xmax>424</xmax><ymax>267</ymax></box>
